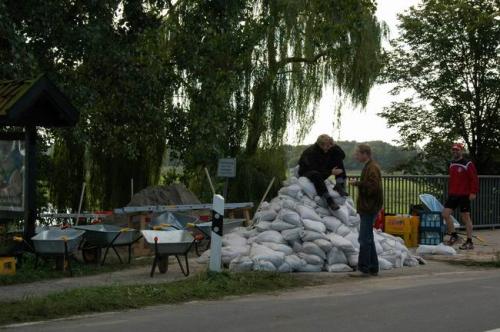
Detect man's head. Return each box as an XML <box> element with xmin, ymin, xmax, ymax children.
<box><xmin>354</xmin><ymin>144</ymin><xmax>371</xmax><ymax>163</ymax></box>
<box><xmin>451</xmin><ymin>143</ymin><xmax>464</xmax><ymax>160</ymax></box>
<box><xmin>316</xmin><ymin>134</ymin><xmax>334</xmax><ymax>153</ymax></box>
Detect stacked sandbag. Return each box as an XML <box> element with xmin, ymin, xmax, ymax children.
<box><xmin>199</xmin><ymin>176</ymin><xmax>422</xmax><ymax>273</ymax></box>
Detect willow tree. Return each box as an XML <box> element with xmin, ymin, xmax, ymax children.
<box><xmin>165</xmin><ymin>0</ymin><xmax>384</xmax><ymax>202</ymax></box>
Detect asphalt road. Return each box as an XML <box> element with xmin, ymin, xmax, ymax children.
<box><xmin>4</xmin><ymin>269</ymin><xmax>500</xmax><ymax>332</ymax></box>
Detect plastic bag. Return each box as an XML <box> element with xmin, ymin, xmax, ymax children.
<box><xmin>303</xmin><ymin>219</ymin><xmax>326</xmax><ymax>233</ymax></box>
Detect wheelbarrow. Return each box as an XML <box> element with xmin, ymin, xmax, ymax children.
<box><xmin>29</xmin><ymin>229</ymin><xmax>85</xmax><ymax>276</ymax></box>
<box><xmin>141</xmin><ymin>230</ymin><xmax>195</xmax><ymax>277</ymax></box>
<box><xmin>74</xmin><ymin>224</ymin><xmax>142</xmax><ymax>265</ymax></box>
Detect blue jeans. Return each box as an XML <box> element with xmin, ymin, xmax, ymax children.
<box><xmin>358</xmin><ymin>212</ymin><xmax>379</xmax><ymax>274</ymax></box>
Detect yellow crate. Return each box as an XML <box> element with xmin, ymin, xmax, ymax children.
<box><xmin>0</xmin><ymin>257</ymin><xmax>16</xmax><ymax>276</ymax></box>
<box><xmin>384</xmin><ymin>215</ymin><xmax>420</xmax><ymax>247</ymax></box>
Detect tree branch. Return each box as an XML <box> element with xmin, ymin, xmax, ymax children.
<box><xmin>276</xmin><ymin>51</ymin><xmax>329</xmax><ymax>68</ymax></box>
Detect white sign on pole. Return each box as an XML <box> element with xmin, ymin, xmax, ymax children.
<box><xmin>217</xmin><ymin>158</ymin><xmax>236</xmax><ymax>178</ymax></box>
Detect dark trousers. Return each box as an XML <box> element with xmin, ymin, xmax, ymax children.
<box><xmin>358</xmin><ymin>212</ymin><xmax>379</xmax><ymax>274</ymax></box>
<box><xmin>302</xmin><ymin>171</ymin><xmax>328</xmax><ymax>196</ymax></box>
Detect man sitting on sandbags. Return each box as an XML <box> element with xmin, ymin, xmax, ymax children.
<box><xmin>298</xmin><ymin>134</ymin><xmax>348</xmax><ymax>211</ymax></box>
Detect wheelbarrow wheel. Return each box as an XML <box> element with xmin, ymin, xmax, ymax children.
<box><xmin>82</xmin><ymin>246</ymin><xmax>102</xmax><ymax>264</ymax></box>
<box><xmin>158</xmin><ymin>256</ymin><xmax>168</xmax><ymax>274</ymax></box>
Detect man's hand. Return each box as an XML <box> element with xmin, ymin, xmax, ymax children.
<box><xmin>348</xmin><ymin>178</ymin><xmax>358</xmax><ymax>186</ymax></box>
<box><xmin>469</xmin><ymin>193</ymin><xmax>477</xmax><ymax>200</ymax></box>
<box><xmin>331</xmin><ymin>167</ymin><xmax>343</xmax><ymax>176</ymax></box>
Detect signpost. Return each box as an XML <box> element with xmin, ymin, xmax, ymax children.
<box><xmin>209</xmin><ymin>194</ymin><xmax>224</xmax><ymax>272</ymax></box>
<box><xmin>217</xmin><ymin>158</ymin><xmax>236</xmax><ymax>200</ymax></box>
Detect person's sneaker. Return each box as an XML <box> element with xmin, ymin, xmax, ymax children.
<box><xmin>334</xmin><ymin>184</ymin><xmax>349</xmax><ymax>197</ymax></box>
<box><xmin>459</xmin><ymin>241</ymin><xmax>474</xmax><ymax>250</ymax></box>
<box><xmin>349</xmin><ymin>270</ymin><xmax>371</xmax><ymax>278</ymax></box>
<box><xmin>446</xmin><ymin>234</ymin><xmax>459</xmax><ymax>246</ymax></box>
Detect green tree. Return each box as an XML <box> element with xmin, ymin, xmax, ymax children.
<box><xmin>381</xmin><ymin>0</ymin><xmax>500</xmax><ymax>174</ymax></box>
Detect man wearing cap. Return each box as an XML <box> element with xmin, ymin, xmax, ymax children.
<box><xmin>443</xmin><ymin>143</ymin><xmax>478</xmax><ymax>250</ymax></box>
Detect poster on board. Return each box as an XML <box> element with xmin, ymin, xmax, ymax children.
<box><xmin>0</xmin><ymin>140</ymin><xmax>25</xmax><ymax>212</ymax></box>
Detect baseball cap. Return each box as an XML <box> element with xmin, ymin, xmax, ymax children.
<box><xmin>451</xmin><ymin>143</ymin><xmax>464</xmax><ymax>151</ymax></box>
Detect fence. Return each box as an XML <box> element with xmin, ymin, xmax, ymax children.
<box><xmin>347</xmin><ymin>175</ymin><xmax>500</xmax><ymax>228</ymax></box>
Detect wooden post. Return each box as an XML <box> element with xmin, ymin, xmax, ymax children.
<box><xmin>23</xmin><ymin>126</ymin><xmax>37</xmax><ymax>240</ymax></box>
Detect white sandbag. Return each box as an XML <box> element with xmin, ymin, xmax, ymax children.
<box><xmin>222</xmin><ymin>233</ymin><xmax>248</xmax><ymax>248</ymax></box>
<box><xmin>333</xmin><ymin>196</ymin><xmax>347</xmax><ymax>206</ymax></box>
<box><xmin>326</xmin><ymin>264</ymin><xmax>353</xmax><ymax>273</ymax></box>
<box><xmin>346</xmin><ymin>203</ymin><xmax>358</xmax><ymax>217</ymax></box>
<box><xmin>375</xmin><ymin>240</ymin><xmax>383</xmax><ymax>254</ymax></box>
<box><xmin>229</xmin><ymin>256</ymin><xmax>254</xmax><ymax>272</ymax></box>
<box><xmin>253</xmin><ymin>260</ymin><xmax>277</xmax><ymax>272</ymax></box>
<box><xmin>336</xmin><ymin>224</ymin><xmax>351</xmax><ymax>237</ymax></box>
<box><xmin>404</xmin><ymin>256</ymin><xmax>419</xmax><ymax>267</ymax></box>
<box><xmin>416</xmin><ymin>244</ymin><xmax>456</xmax><ymax>256</ymax></box>
<box><xmin>292</xmin><ymin>242</ymin><xmax>303</xmax><ymax>252</ymax></box>
<box><xmin>346</xmin><ymin>196</ymin><xmax>355</xmax><ymax>207</ymax></box>
<box><xmin>278</xmin><ymin>184</ymin><xmax>302</xmax><ymax>199</ymax></box>
<box><xmin>326</xmin><ymin>181</ymin><xmax>341</xmax><ymax>199</ymax></box>
<box><xmin>378</xmin><ymin>257</ymin><xmax>393</xmax><ymax>270</ymax></box>
<box><xmin>259</xmin><ymin>202</ymin><xmax>270</xmax><ymax>210</ymax></box>
<box><xmin>250</xmin><ymin>243</ymin><xmax>285</xmax><ymax>267</ymax></box>
<box><xmin>347</xmin><ymin>253</ymin><xmax>359</xmax><ymax>267</ymax></box>
<box><xmin>285</xmin><ymin>254</ymin><xmax>307</xmax><ymax>270</ymax></box>
<box><xmin>344</xmin><ymin>232</ymin><xmax>360</xmax><ymax>250</ymax></box>
<box><xmin>298</xmin><ymin>176</ymin><xmax>317</xmax><ymax>199</ymax></box>
<box><xmin>278</xmin><ymin>262</ymin><xmax>293</xmax><ymax>272</ymax></box>
<box><xmin>271</xmin><ymin>220</ymin><xmax>297</xmax><ymax>231</ymax></box>
<box><xmin>296</xmin><ymin>264</ymin><xmax>323</xmax><ymax>272</ymax></box>
<box><xmin>243</xmin><ymin>228</ymin><xmax>259</xmax><ymax>238</ymax></box>
<box><xmin>279</xmin><ymin>209</ymin><xmax>302</xmax><ymax>226</ymax></box>
<box><xmin>327</xmin><ymin>247</ymin><xmax>348</xmax><ymax>265</ymax></box>
<box><xmin>327</xmin><ymin>233</ymin><xmax>356</xmax><ymax>253</ymax></box>
<box><xmin>300</xmin><ymin>196</ymin><xmax>318</xmax><ymax>209</ymax></box>
<box><xmin>254</xmin><ymin>209</ymin><xmax>277</xmax><ymax>222</ymax></box>
<box><xmin>296</xmin><ymin>205</ymin><xmax>322</xmax><ymax>221</ymax></box>
<box><xmin>347</xmin><ymin>214</ymin><xmax>361</xmax><ymax>227</ymax></box>
<box><xmin>314</xmin><ymin>239</ymin><xmax>333</xmax><ymax>253</ymax></box>
<box><xmin>302</xmin><ymin>242</ymin><xmax>326</xmax><ymax>260</ymax></box>
<box><xmin>332</xmin><ymin>205</ymin><xmax>350</xmax><ymax>225</ymax></box>
<box><xmin>315</xmin><ymin>206</ymin><xmax>331</xmax><ymax>217</ymax></box>
<box><xmin>303</xmin><ymin>219</ymin><xmax>326</xmax><ymax>233</ymax></box>
<box><xmin>256</xmin><ymin>221</ymin><xmax>273</xmax><ymax>232</ymax></box>
<box><xmin>282</xmin><ymin>199</ymin><xmax>298</xmax><ymax>210</ymax></box>
<box><xmin>254</xmin><ymin>230</ymin><xmax>286</xmax><ymax>244</ymax></box>
<box><xmin>282</xmin><ymin>227</ymin><xmax>303</xmax><ymax>242</ymax></box>
<box><xmin>261</xmin><ymin>242</ymin><xmax>294</xmax><ymax>256</ymax></box>
<box><xmin>301</xmin><ymin>230</ymin><xmax>328</xmax><ymax>242</ymax></box>
<box><xmin>297</xmin><ymin>252</ymin><xmax>324</xmax><ymax>265</ymax></box>
<box><xmin>196</xmin><ymin>249</ymin><xmax>211</xmax><ymax>264</ymax></box>
<box><xmin>270</xmin><ymin>202</ymin><xmax>282</xmax><ymax>213</ymax></box>
<box><xmin>323</xmin><ymin>216</ymin><xmax>342</xmax><ymax>232</ymax></box>
<box><xmin>222</xmin><ymin>245</ymin><xmax>250</xmax><ymax>264</ymax></box>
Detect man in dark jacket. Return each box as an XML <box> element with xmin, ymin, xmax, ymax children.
<box><xmin>349</xmin><ymin>144</ymin><xmax>383</xmax><ymax>277</ymax></box>
<box><xmin>298</xmin><ymin>134</ymin><xmax>348</xmax><ymax>211</ymax></box>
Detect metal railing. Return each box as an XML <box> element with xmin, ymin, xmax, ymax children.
<box><xmin>347</xmin><ymin>175</ymin><xmax>500</xmax><ymax>228</ymax></box>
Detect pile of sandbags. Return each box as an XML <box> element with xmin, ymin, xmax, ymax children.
<box><xmin>198</xmin><ymin>176</ymin><xmax>421</xmax><ymax>273</ymax></box>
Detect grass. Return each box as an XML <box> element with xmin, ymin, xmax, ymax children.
<box><xmin>0</xmin><ymin>271</ymin><xmax>311</xmax><ymax>326</ymax></box>
<box><xmin>0</xmin><ymin>254</ymin><xmax>152</xmax><ymax>286</ymax></box>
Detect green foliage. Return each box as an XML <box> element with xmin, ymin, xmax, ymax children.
<box><xmin>285</xmin><ymin>141</ymin><xmax>418</xmax><ymax>173</ymax></box>
<box><xmin>381</xmin><ymin>0</ymin><xmax>500</xmax><ymax>174</ymax></box>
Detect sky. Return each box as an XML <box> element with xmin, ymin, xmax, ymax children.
<box><xmin>288</xmin><ymin>0</ymin><xmax>422</xmax><ymax>146</ymax></box>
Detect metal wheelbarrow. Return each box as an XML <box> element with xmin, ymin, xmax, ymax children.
<box><xmin>74</xmin><ymin>224</ymin><xmax>142</xmax><ymax>265</ymax></box>
<box><xmin>29</xmin><ymin>229</ymin><xmax>85</xmax><ymax>276</ymax></box>
<box><xmin>141</xmin><ymin>230</ymin><xmax>195</xmax><ymax>277</ymax></box>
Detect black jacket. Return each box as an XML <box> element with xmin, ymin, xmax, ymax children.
<box><xmin>298</xmin><ymin>143</ymin><xmax>346</xmax><ymax>180</ymax></box>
